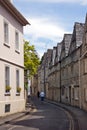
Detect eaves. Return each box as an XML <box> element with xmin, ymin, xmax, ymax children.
<box><xmin>0</xmin><ymin>0</ymin><xmax>30</xmax><ymax>26</ymax></box>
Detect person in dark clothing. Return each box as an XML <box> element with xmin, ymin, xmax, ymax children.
<box><xmin>37</xmin><ymin>91</ymin><xmax>40</xmax><ymax>98</ymax></box>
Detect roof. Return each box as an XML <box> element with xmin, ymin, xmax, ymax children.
<box><xmin>0</xmin><ymin>0</ymin><xmax>30</xmax><ymax>26</ymax></box>
<box><xmin>61</xmin><ymin>34</ymin><xmax>72</xmax><ymax>59</ymax></box>
<box><xmin>69</xmin><ymin>22</ymin><xmax>84</xmax><ymax>54</ymax></box>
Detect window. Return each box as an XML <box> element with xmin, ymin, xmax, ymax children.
<box><xmin>15</xmin><ymin>31</ymin><xmax>19</xmax><ymax>51</ymax></box>
<box><xmin>74</xmin><ymin>87</ymin><xmax>79</xmax><ymax>100</ymax></box>
<box><xmin>85</xmin><ymin>32</ymin><xmax>87</xmax><ymax>44</ymax></box>
<box><xmin>84</xmin><ymin>88</ymin><xmax>87</xmax><ymax>101</ymax></box>
<box><xmin>4</xmin><ymin>21</ymin><xmax>9</xmax><ymax>44</ymax></box>
<box><xmin>61</xmin><ymin>86</ymin><xmax>65</xmax><ymax>95</ymax></box>
<box><xmin>16</xmin><ymin>70</ymin><xmax>20</xmax><ymax>91</ymax></box>
<box><xmin>72</xmin><ymin>87</ymin><xmax>74</xmax><ymax>99</ymax></box>
<box><xmin>84</xmin><ymin>58</ymin><xmax>87</xmax><ymax>74</ymax></box>
<box><xmin>66</xmin><ymin>87</ymin><xmax>69</xmax><ymax>99</ymax></box>
<box><xmin>5</xmin><ymin>66</ymin><xmax>10</xmax><ymax>92</ymax></box>
<box><xmin>71</xmin><ymin>64</ymin><xmax>73</xmax><ymax>75</ymax></box>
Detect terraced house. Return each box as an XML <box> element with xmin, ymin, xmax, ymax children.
<box><xmin>0</xmin><ymin>0</ymin><xmax>29</xmax><ymax>116</ymax></box>
<box><xmin>37</xmin><ymin>14</ymin><xmax>87</xmax><ymax>111</ymax></box>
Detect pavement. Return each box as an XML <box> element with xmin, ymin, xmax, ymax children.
<box><xmin>0</xmin><ymin>97</ymin><xmax>87</xmax><ymax>130</ymax></box>
<box><xmin>0</xmin><ymin>99</ymin><xmax>34</xmax><ymax>126</ymax></box>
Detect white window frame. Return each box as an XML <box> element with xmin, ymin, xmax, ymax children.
<box><xmin>5</xmin><ymin>66</ymin><xmax>10</xmax><ymax>92</ymax></box>
<box><xmin>15</xmin><ymin>30</ymin><xmax>19</xmax><ymax>52</ymax></box>
<box><xmin>16</xmin><ymin>69</ymin><xmax>20</xmax><ymax>92</ymax></box>
<box><xmin>4</xmin><ymin>20</ymin><xmax>9</xmax><ymax>45</ymax></box>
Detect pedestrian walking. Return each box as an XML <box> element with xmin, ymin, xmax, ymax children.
<box><xmin>40</xmin><ymin>91</ymin><xmax>45</xmax><ymax>101</ymax></box>
<box><xmin>37</xmin><ymin>91</ymin><xmax>40</xmax><ymax>98</ymax></box>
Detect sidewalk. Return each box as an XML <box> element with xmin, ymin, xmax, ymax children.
<box><xmin>45</xmin><ymin>99</ymin><xmax>87</xmax><ymax>130</ymax></box>
<box><xmin>0</xmin><ymin>102</ymin><xmax>32</xmax><ymax>126</ymax></box>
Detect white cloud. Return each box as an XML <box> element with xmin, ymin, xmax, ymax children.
<box><xmin>17</xmin><ymin>0</ymin><xmax>87</xmax><ymax>5</ymax></box>
<box><xmin>28</xmin><ymin>0</ymin><xmax>77</xmax><ymax>2</ymax></box>
<box><xmin>24</xmin><ymin>17</ymin><xmax>66</xmax><ymax>58</ymax></box>
<box><xmin>24</xmin><ymin>17</ymin><xmax>65</xmax><ymax>42</ymax></box>
<box><xmin>81</xmin><ymin>0</ymin><xmax>87</xmax><ymax>5</ymax></box>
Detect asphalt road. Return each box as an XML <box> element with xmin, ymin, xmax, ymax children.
<box><xmin>0</xmin><ymin>96</ymin><xmax>70</xmax><ymax>130</ymax></box>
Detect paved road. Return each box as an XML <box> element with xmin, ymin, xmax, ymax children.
<box><xmin>0</xmin><ymin>96</ymin><xmax>70</xmax><ymax>130</ymax></box>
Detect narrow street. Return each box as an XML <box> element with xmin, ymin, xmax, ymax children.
<box><xmin>0</xmin><ymin>96</ymin><xmax>71</xmax><ymax>130</ymax></box>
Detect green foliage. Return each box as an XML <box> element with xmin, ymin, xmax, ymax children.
<box><xmin>17</xmin><ymin>87</ymin><xmax>21</xmax><ymax>93</ymax></box>
<box><xmin>6</xmin><ymin>86</ymin><xmax>11</xmax><ymax>92</ymax></box>
<box><xmin>24</xmin><ymin>82</ymin><xmax>28</xmax><ymax>90</ymax></box>
<box><xmin>24</xmin><ymin>41</ymin><xmax>40</xmax><ymax>76</ymax></box>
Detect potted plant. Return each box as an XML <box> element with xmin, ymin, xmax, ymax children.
<box><xmin>6</xmin><ymin>86</ymin><xmax>11</xmax><ymax>92</ymax></box>
<box><xmin>17</xmin><ymin>87</ymin><xmax>21</xmax><ymax>93</ymax></box>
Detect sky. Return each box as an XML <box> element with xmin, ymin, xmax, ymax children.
<box><xmin>13</xmin><ymin>0</ymin><xmax>87</xmax><ymax>58</ymax></box>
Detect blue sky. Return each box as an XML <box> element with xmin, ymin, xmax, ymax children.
<box><xmin>13</xmin><ymin>0</ymin><xmax>87</xmax><ymax>58</ymax></box>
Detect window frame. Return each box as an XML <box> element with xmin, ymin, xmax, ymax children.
<box><xmin>15</xmin><ymin>30</ymin><xmax>20</xmax><ymax>53</ymax></box>
<box><xmin>74</xmin><ymin>87</ymin><xmax>79</xmax><ymax>100</ymax></box>
<box><xmin>84</xmin><ymin>88</ymin><xmax>87</xmax><ymax>102</ymax></box>
<box><xmin>83</xmin><ymin>58</ymin><xmax>87</xmax><ymax>74</ymax></box>
<box><xmin>4</xmin><ymin>20</ymin><xmax>9</xmax><ymax>46</ymax></box>
<box><xmin>5</xmin><ymin>66</ymin><xmax>10</xmax><ymax>93</ymax></box>
<box><xmin>16</xmin><ymin>69</ymin><xmax>20</xmax><ymax>93</ymax></box>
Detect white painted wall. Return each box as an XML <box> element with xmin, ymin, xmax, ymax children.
<box><xmin>0</xmin><ymin>4</ymin><xmax>25</xmax><ymax>116</ymax></box>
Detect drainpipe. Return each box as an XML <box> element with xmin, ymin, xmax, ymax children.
<box><xmin>44</xmin><ymin>64</ymin><xmax>46</xmax><ymax>96</ymax></box>
<box><xmin>59</xmin><ymin>60</ymin><xmax>61</xmax><ymax>102</ymax></box>
<box><xmin>79</xmin><ymin>58</ymin><xmax>81</xmax><ymax>109</ymax></box>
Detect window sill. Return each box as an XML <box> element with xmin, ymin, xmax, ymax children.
<box><xmin>5</xmin><ymin>92</ymin><xmax>11</xmax><ymax>96</ymax></box>
<box><xmin>4</xmin><ymin>43</ymin><xmax>10</xmax><ymax>48</ymax></box>
<box><xmin>16</xmin><ymin>93</ymin><xmax>20</xmax><ymax>96</ymax></box>
<box><xmin>84</xmin><ymin>72</ymin><xmax>87</xmax><ymax>75</ymax></box>
<box><xmin>74</xmin><ymin>98</ymin><xmax>79</xmax><ymax>101</ymax></box>
<box><xmin>15</xmin><ymin>50</ymin><xmax>20</xmax><ymax>54</ymax></box>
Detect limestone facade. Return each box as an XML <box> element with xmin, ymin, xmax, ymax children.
<box><xmin>38</xmin><ymin>15</ymin><xmax>87</xmax><ymax>111</ymax></box>
<box><xmin>31</xmin><ymin>74</ymin><xmax>38</xmax><ymax>96</ymax></box>
<box><xmin>38</xmin><ymin>49</ymin><xmax>52</xmax><ymax>98</ymax></box>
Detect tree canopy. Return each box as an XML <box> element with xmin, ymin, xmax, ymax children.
<box><xmin>24</xmin><ymin>41</ymin><xmax>40</xmax><ymax>76</ymax></box>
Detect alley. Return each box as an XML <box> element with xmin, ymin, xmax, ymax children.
<box><xmin>0</xmin><ymin>96</ymin><xmax>70</xmax><ymax>130</ymax></box>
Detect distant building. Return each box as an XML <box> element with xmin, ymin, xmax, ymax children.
<box><xmin>31</xmin><ymin>74</ymin><xmax>38</xmax><ymax>96</ymax></box>
<box><xmin>48</xmin><ymin>43</ymin><xmax>62</xmax><ymax>101</ymax></box>
<box><xmin>38</xmin><ymin>49</ymin><xmax>52</xmax><ymax>98</ymax></box>
<box><xmin>0</xmin><ymin>0</ymin><xmax>29</xmax><ymax>116</ymax></box>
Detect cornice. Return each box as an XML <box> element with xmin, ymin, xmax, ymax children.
<box><xmin>0</xmin><ymin>0</ymin><xmax>30</xmax><ymax>26</ymax></box>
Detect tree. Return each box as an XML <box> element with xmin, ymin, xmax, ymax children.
<box><xmin>24</xmin><ymin>41</ymin><xmax>40</xmax><ymax>77</ymax></box>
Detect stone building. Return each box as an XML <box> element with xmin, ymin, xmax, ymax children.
<box><xmin>79</xmin><ymin>15</ymin><xmax>87</xmax><ymax>110</ymax></box>
<box><xmin>31</xmin><ymin>74</ymin><xmax>38</xmax><ymax>96</ymax></box>
<box><xmin>48</xmin><ymin>44</ymin><xmax>61</xmax><ymax>101</ymax></box>
<box><xmin>38</xmin><ymin>65</ymin><xmax>42</xmax><ymax>93</ymax></box>
<box><xmin>37</xmin><ymin>14</ymin><xmax>87</xmax><ymax>111</ymax></box>
<box><xmin>0</xmin><ymin>0</ymin><xmax>29</xmax><ymax>116</ymax></box>
<box><xmin>61</xmin><ymin>23</ymin><xmax>84</xmax><ymax>106</ymax></box>
<box><xmin>37</xmin><ymin>49</ymin><xmax>52</xmax><ymax>98</ymax></box>
<box><xmin>47</xmin><ymin>21</ymin><xmax>85</xmax><ymax>109</ymax></box>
